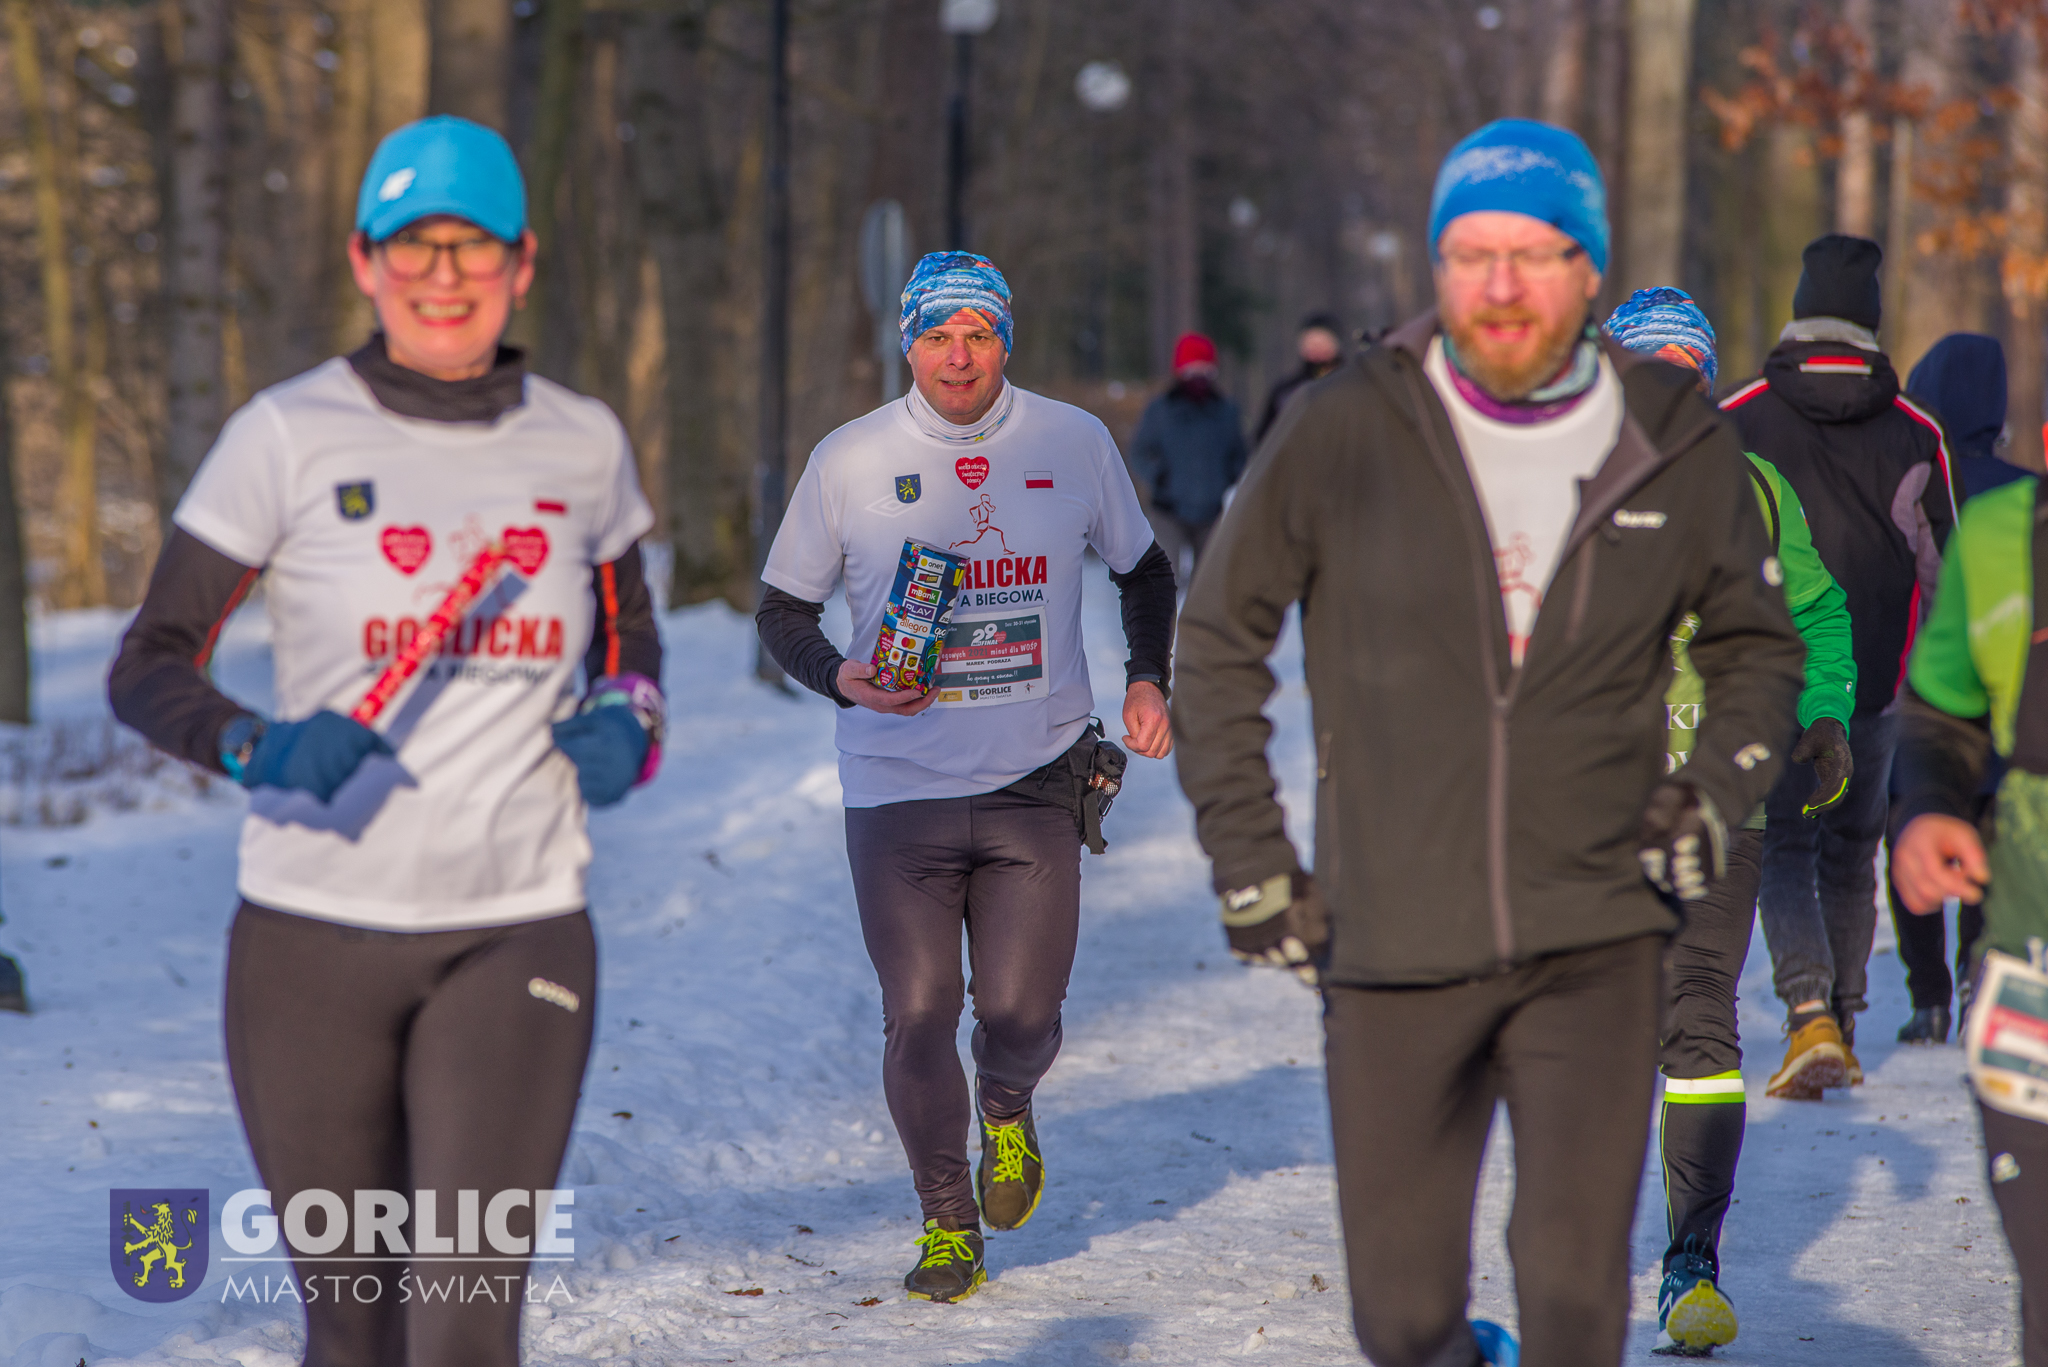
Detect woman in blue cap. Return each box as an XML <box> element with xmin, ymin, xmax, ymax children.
<box><xmin>109</xmin><ymin>116</ymin><xmax>664</xmax><ymax>1365</ymax></box>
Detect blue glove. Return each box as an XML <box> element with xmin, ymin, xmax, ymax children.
<box><xmin>235</xmin><ymin>711</ymin><xmax>393</xmax><ymax>803</ymax></box>
<box><xmin>552</xmin><ymin>706</ymin><xmax>650</xmax><ymax>808</ymax></box>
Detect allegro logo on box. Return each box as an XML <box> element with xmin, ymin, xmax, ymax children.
<box><xmin>222</xmin><ymin>1188</ymin><xmax>575</xmax><ymax>1256</ymax></box>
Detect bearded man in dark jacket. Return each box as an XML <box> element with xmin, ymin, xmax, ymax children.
<box><xmin>1721</xmin><ymin>233</ymin><xmax>1963</xmax><ymax>1099</ymax></box>
<box><xmin>1172</xmin><ymin>118</ymin><xmax>1805</xmax><ymax>1367</ymax></box>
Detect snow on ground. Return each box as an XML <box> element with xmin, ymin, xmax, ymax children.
<box><xmin>0</xmin><ymin>570</ymin><xmax>2024</xmax><ymax>1365</ymax></box>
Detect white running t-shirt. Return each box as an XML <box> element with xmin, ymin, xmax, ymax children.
<box><xmin>763</xmin><ymin>384</ymin><xmax>1155</xmax><ymax>807</ymax></box>
<box><xmin>174</xmin><ymin>358</ymin><xmax>655</xmax><ymax>931</ymax></box>
<box><xmin>1424</xmin><ymin>337</ymin><xmax>1623</xmax><ymax>665</ymax></box>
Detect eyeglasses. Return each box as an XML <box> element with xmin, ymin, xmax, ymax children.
<box><xmin>376</xmin><ymin>232</ymin><xmax>520</xmax><ymax>282</ymax></box>
<box><xmin>1438</xmin><ymin>244</ymin><xmax>1586</xmax><ymax>282</ymax></box>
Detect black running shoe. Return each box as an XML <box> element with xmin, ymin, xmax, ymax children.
<box><xmin>977</xmin><ymin>1108</ymin><xmax>1045</xmax><ymax>1231</ymax></box>
<box><xmin>904</xmin><ymin>1219</ymin><xmax>985</xmax><ymax>1303</ymax></box>
<box><xmin>1898</xmin><ymin>1005</ymin><xmax>1952</xmax><ymax>1045</ymax></box>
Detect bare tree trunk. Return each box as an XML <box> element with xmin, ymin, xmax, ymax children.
<box><xmin>1541</xmin><ymin>0</ymin><xmax>1587</xmax><ymax>128</ymax></box>
<box><xmin>1765</xmin><ymin>124</ymin><xmax>1822</xmax><ymax>340</ymax></box>
<box><xmin>430</xmin><ymin>0</ymin><xmax>510</xmax><ymax>128</ymax></box>
<box><xmin>1146</xmin><ymin>0</ymin><xmax>1196</xmax><ymax>376</ymax></box>
<box><xmin>1835</xmin><ymin>0</ymin><xmax>1877</xmax><ymax>238</ymax></box>
<box><xmin>161</xmin><ymin>0</ymin><xmax>228</xmax><ymax>518</ymax></box>
<box><xmin>522</xmin><ymin>0</ymin><xmax>585</xmax><ymax>374</ymax></box>
<box><xmin>0</xmin><ymin>273</ymin><xmax>31</xmax><ymax>722</ymax></box>
<box><xmin>1892</xmin><ymin>0</ymin><xmax>1972</xmax><ymax>364</ymax></box>
<box><xmin>329</xmin><ymin>0</ymin><xmax>376</xmax><ymax>350</ymax></box>
<box><xmin>629</xmin><ymin>13</ymin><xmax>744</xmax><ymax>607</ymax></box>
<box><xmin>9</xmin><ymin>0</ymin><xmax>105</xmax><ymax>607</ymax></box>
<box><xmin>2003</xmin><ymin>18</ymin><xmax>2048</xmax><ymax>473</ymax></box>
<box><xmin>1620</xmin><ymin>0</ymin><xmax>1695</xmax><ymax>293</ymax></box>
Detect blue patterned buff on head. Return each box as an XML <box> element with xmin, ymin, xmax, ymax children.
<box><xmin>899</xmin><ymin>252</ymin><xmax>1014</xmax><ymax>356</ymax></box>
<box><xmin>1605</xmin><ymin>286</ymin><xmax>1719</xmax><ymax>392</ymax></box>
<box><xmin>1428</xmin><ymin>118</ymin><xmax>1610</xmax><ymax>275</ymax></box>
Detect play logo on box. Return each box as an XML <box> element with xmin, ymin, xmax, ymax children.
<box><xmin>111</xmin><ymin>1189</ymin><xmax>208</xmax><ymax>1302</ymax></box>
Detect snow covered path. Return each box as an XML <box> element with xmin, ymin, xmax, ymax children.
<box><xmin>0</xmin><ymin>575</ymin><xmax>2024</xmax><ymax>1365</ymax></box>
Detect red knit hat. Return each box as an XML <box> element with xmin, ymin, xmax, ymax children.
<box><xmin>1172</xmin><ymin>333</ymin><xmax>1218</xmax><ymax>372</ymax></box>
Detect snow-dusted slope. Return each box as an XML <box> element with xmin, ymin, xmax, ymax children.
<box><xmin>0</xmin><ymin>572</ymin><xmax>2021</xmax><ymax>1365</ymax></box>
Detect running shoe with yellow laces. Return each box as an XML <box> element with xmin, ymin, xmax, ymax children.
<box><xmin>1764</xmin><ymin>1010</ymin><xmax>1850</xmax><ymax>1100</ymax></box>
<box><xmin>977</xmin><ymin>1105</ymin><xmax>1046</xmax><ymax>1231</ymax></box>
<box><xmin>904</xmin><ymin>1219</ymin><xmax>986</xmax><ymax>1303</ymax></box>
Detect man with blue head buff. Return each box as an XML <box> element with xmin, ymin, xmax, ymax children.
<box><xmin>1608</xmin><ymin>285</ymin><xmax>1857</xmax><ymax>1353</ymax></box>
<box><xmin>1172</xmin><ymin>120</ymin><xmax>1803</xmax><ymax>1367</ymax></box>
<box><xmin>757</xmin><ymin>250</ymin><xmax>1178</xmax><ymax>1303</ymax></box>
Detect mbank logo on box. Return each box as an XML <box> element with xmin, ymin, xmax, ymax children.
<box><xmin>111</xmin><ymin>1189</ymin><xmax>208</xmax><ymax>1303</ymax></box>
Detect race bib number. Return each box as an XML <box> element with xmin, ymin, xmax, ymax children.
<box><xmin>931</xmin><ymin>611</ymin><xmax>1046</xmax><ymax>708</ymax></box>
<box><xmin>1967</xmin><ymin>948</ymin><xmax>2048</xmax><ymax>1125</ymax></box>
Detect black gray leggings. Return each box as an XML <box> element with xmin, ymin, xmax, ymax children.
<box><xmin>224</xmin><ymin>902</ymin><xmax>596</xmax><ymax>1367</ymax></box>
<box><xmin>845</xmin><ymin>789</ymin><xmax>1081</xmax><ymax>1226</ymax></box>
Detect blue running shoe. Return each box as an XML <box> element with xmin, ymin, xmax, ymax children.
<box><xmin>1657</xmin><ymin>1250</ymin><xmax>1737</xmax><ymax>1354</ymax></box>
<box><xmin>1471</xmin><ymin>1319</ymin><xmax>1520</xmax><ymax>1366</ymax></box>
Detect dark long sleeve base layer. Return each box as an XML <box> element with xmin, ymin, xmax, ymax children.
<box><xmin>110</xmin><ymin>531</ymin><xmax>660</xmax><ymax>771</ymax></box>
<box><xmin>1324</xmin><ymin>934</ymin><xmax>1663</xmax><ymax>1367</ymax></box>
<box><xmin>224</xmin><ymin>902</ymin><xmax>595</xmax><ymax>1367</ymax></box>
<box><xmin>756</xmin><ymin>542</ymin><xmax>1177</xmax><ymax>706</ymax></box>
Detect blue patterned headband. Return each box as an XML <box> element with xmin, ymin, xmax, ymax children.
<box><xmin>899</xmin><ymin>251</ymin><xmax>1013</xmax><ymax>356</ymax></box>
<box><xmin>1604</xmin><ymin>286</ymin><xmax>1718</xmax><ymax>391</ymax></box>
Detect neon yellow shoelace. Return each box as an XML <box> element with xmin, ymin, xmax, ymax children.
<box><xmin>918</xmin><ymin>1225</ymin><xmax>977</xmax><ymax>1268</ymax></box>
<box><xmin>985</xmin><ymin>1121</ymin><xmax>1038</xmax><ymax>1185</ymax></box>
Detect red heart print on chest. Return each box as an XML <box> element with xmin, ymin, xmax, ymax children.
<box><xmin>502</xmin><ymin>526</ymin><xmax>550</xmax><ymax>576</ymax></box>
<box><xmin>379</xmin><ymin>526</ymin><xmax>432</xmax><ymax>575</ymax></box>
<box><xmin>955</xmin><ymin>456</ymin><xmax>989</xmax><ymax>490</ymax></box>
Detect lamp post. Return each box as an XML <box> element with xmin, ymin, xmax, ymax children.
<box><xmin>1074</xmin><ymin>61</ymin><xmax>1130</xmax><ymax>378</ymax></box>
<box><xmin>941</xmin><ymin>0</ymin><xmax>997</xmax><ymax>249</ymax></box>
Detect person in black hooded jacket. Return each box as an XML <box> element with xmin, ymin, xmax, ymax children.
<box><xmin>1721</xmin><ymin>233</ymin><xmax>1963</xmax><ymax>1098</ymax></box>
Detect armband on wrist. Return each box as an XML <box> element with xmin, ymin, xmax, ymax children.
<box><xmin>218</xmin><ymin>713</ymin><xmax>267</xmax><ymax>784</ymax></box>
<box><xmin>583</xmin><ymin>673</ymin><xmax>666</xmax><ymax>785</ymax></box>
<box><xmin>1219</xmin><ymin>873</ymin><xmax>1293</xmax><ymax>928</ymax></box>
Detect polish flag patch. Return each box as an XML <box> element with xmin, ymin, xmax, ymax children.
<box><xmin>1025</xmin><ymin>471</ymin><xmax>1054</xmax><ymax>489</ymax></box>
<box><xmin>1798</xmin><ymin>354</ymin><xmax>1874</xmax><ymax>376</ymax></box>
<box><xmin>535</xmin><ymin>498</ymin><xmax>568</xmax><ymax>515</ymax></box>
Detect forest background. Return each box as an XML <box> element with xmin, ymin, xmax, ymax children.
<box><xmin>0</xmin><ymin>0</ymin><xmax>2035</xmax><ymax>719</ymax></box>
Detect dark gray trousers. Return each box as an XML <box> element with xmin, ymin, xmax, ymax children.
<box><xmin>224</xmin><ymin>902</ymin><xmax>596</xmax><ymax>1367</ymax></box>
<box><xmin>1758</xmin><ymin>711</ymin><xmax>1897</xmax><ymax>1019</ymax></box>
<box><xmin>1982</xmin><ymin>1101</ymin><xmax>2048</xmax><ymax>1367</ymax></box>
<box><xmin>1324</xmin><ymin>933</ymin><xmax>1664</xmax><ymax>1367</ymax></box>
<box><xmin>845</xmin><ymin>789</ymin><xmax>1080</xmax><ymax>1225</ymax></box>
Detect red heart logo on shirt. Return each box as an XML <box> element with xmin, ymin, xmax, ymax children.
<box><xmin>955</xmin><ymin>456</ymin><xmax>989</xmax><ymax>490</ymax></box>
<box><xmin>502</xmin><ymin>526</ymin><xmax>550</xmax><ymax>576</ymax></box>
<box><xmin>379</xmin><ymin>526</ymin><xmax>432</xmax><ymax>575</ymax></box>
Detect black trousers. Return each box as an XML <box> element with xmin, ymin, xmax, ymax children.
<box><xmin>845</xmin><ymin>789</ymin><xmax>1081</xmax><ymax>1226</ymax></box>
<box><xmin>1890</xmin><ymin>789</ymin><xmax>1993</xmax><ymax>1011</ymax></box>
<box><xmin>1658</xmin><ymin>829</ymin><xmax>1762</xmax><ymax>1279</ymax></box>
<box><xmin>1982</xmin><ymin>1101</ymin><xmax>2048</xmax><ymax>1367</ymax></box>
<box><xmin>1324</xmin><ymin>933</ymin><xmax>1664</xmax><ymax>1367</ymax></box>
<box><xmin>224</xmin><ymin>902</ymin><xmax>597</xmax><ymax>1367</ymax></box>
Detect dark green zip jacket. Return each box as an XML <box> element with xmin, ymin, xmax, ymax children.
<box><xmin>1172</xmin><ymin>311</ymin><xmax>1808</xmax><ymax>987</ymax></box>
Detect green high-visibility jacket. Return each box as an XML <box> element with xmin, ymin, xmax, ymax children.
<box><xmin>1667</xmin><ymin>453</ymin><xmax>1856</xmax><ymax>787</ymax></box>
<box><xmin>1901</xmin><ymin>476</ymin><xmax>2048</xmax><ymax>961</ymax></box>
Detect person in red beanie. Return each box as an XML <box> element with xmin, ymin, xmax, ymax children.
<box><xmin>1131</xmin><ymin>332</ymin><xmax>1249</xmax><ymax>580</ymax></box>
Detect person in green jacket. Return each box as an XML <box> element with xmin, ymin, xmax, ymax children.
<box><xmin>1608</xmin><ymin>289</ymin><xmax>1857</xmax><ymax>1353</ymax></box>
<box><xmin>1893</xmin><ymin>474</ymin><xmax>2048</xmax><ymax>1367</ymax></box>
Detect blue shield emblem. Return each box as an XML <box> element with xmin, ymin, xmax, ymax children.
<box><xmin>335</xmin><ymin>481</ymin><xmax>376</xmax><ymax>521</ymax></box>
<box><xmin>110</xmin><ymin>1189</ymin><xmax>208</xmax><ymax>1301</ymax></box>
<box><xmin>895</xmin><ymin>474</ymin><xmax>922</xmax><ymax>504</ymax></box>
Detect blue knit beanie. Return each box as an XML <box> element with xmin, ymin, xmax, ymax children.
<box><xmin>1605</xmin><ymin>287</ymin><xmax>1718</xmax><ymax>391</ymax></box>
<box><xmin>899</xmin><ymin>252</ymin><xmax>1013</xmax><ymax>356</ymax></box>
<box><xmin>1428</xmin><ymin>119</ymin><xmax>1610</xmax><ymax>275</ymax></box>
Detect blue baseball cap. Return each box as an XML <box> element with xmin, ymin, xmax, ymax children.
<box><xmin>355</xmin><ymin>116</ymin><xmax>527</xmax><ymax>244</ymax></box>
